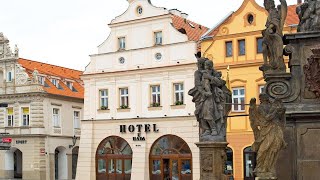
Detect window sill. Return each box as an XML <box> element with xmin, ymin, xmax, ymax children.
<box><xmin>53</xmin><ymin>126</ymin><xmax>61</xmax><ymax>128</ymax></box>
<box><xmin>98</xmin><ymin>109</ymin><xmax>110</xmax><ymax>113</ymax></box>
<box><xmin>148</xmin><ymin>106</ymin><xmax>163</xmax><ymax>111</ymax></box>
<box><xmin>170</xmin><ymin>104</ymin><xmax>186</xmax><ymax>109</ymax></box>
<box><xmin>20</xmin><ymin>126</ymin><xmax>30</xmax><ymax>129</ymax></box>
<box><xmin>230</xmin><ymin>110</ymin><xmax>246</xmax><ymax>114</ymax></box>
<box><xmin>117</xmin><ymin>108</ymin><xmax>131</xmax><ymax>112</ymax></box>
<box><xmin>4</xmin><ymin>126</ymin><xmax>14</xmax><ymax>129</ymax></box>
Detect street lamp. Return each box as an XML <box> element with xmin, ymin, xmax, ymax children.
<box><xmin>69</xmin><ymin>135</ymin><xmax>78</xmax><ymax>148</ymax></box>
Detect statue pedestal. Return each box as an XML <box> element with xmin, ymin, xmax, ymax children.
<box><xmin>195</xmin><ymin>142</ymin><xmax>228</xmax><ymax>180</ymax></box>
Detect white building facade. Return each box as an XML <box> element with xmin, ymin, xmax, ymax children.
<box><xmin>77</xmin><ymin>0</ymin><xmax>208</xmax><ymax>180</ymax></box>
<box><xmin>0</xmin><ymin>33</ymin><xmax>84</xmax><ymax>180</ymax></box>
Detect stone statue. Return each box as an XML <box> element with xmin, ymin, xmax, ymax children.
<box><xmin>297</xmin><ymin>0</ymin><xmax>320</xmax><ymax>32</ymax></box>
<box><xmin>260</xmin><ymin>0</ymin><xmax>287</xmax><ymax>73</ymax></box>
<box><xmin>304</xmin><ymin>46</ymin><xmax>320</xmax><ymax>98</ymax></box>
<box><xmin>249</xmin><ymin>93</ymin><xmax>287</xmax><ymax>178</ymax></box>
<box><xmin>14</xmin><ymin>44</ymin><xmax>19</xmax><ymax>57</ymax></box>
<box><xmin>32</xmin><ymin>69</ymin><xmax>39</xmax><ymax>84</ymax></box>
<box><xmin>189</xmin><ymin>57</ymin><xmax>232</xmax><ymax>142</ymax></box>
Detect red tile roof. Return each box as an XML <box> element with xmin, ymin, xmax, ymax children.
<box><xmin>286</xmin><ymin>5</ymin><xmax>299</xmax><ymax>26</ymax></box>
<box><xmin>171</xmin><ymin>15</ymin><xmax>209</xmax><ymax>51</ymax></box>
<box><xmin>206</xmin><ymin>5</ymin><xmax>299</xmax><ymax>37</ymax></box>
<box><xmin>18</xmin><ymin>58</ymin><xmax>84</xmax><ymax>99</ymax></box>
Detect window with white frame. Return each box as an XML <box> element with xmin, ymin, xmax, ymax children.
<box><xmin>51</xmin><ymin>78</ymin><xmax>58</xmax><ymax>87</ymax></box>
<box><xmin>38</xmin><ymin>76</ymin><xmax>45</xmax><ymax>85</ymax></box>
<box><xmin>74</xmin><ymin>111</ymin><xmax>80</xmax><ymax>129</ymax></box>
<box><xmin>21</xmin><ymin>107</ymin><xmax>30</xmax><ymax>126</ymax></box>
<box><xmin>119</xmin><ymin>37</ymin><xmax>126</xmax><ymax>50</ymax></box>
<box><xmin>232</xmin><ymin>88</ymin><xmax>245</xmax><ymax>112</ymax></box>
<box><xmin>6</xmin><ymin>108</ymin><xmax>13</xmax><ymax>127</ymax></box>
<box><xmin>53</xmin><ymin>108</ymin><xmax>60</xmax><ymax>127</ymax></box>
<box><xmin>151</xmin><ymin>85</ymin><xmax>161</xmax><ymax>107</ymax></box>
<box><xmin>155</xmin><ymin>31</ymin><xmax>163</xmax><ymax>45</ymax></box>
<box><xmin>259</xmin><ymin>85</ymin><xmax>265</xmax><ymax>94</ymax></box>
<box><xmin>174</xmin><ymin>83</ymin><xmax>184</xmax><ymax>105</ymax></box>
<box><xmin>119</xmin><ymin>88</ymin><xmax>129</xmax><ymax>108</ymax></box>
<box><xmin>66</xmin><ymin>81</ymin><xmax>73</xmax><ymax>89</ymax></box>
<box><xmin>7</xmin><ymin>71</ymin><xmax>12</xmax><ymax>82</ymax></box>
<box><xmin>100</xmin><ymin>89</ymin><xmax>108</xmax><ymax>109</ymax></box>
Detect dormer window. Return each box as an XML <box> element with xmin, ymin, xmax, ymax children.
<box><xmin>119</xmin><ymin>37</ymin><xmax>126</xmax><ymax>50</ymax></box>
<box><xmin>51</xmin><ymin>78</ymin><xmax>59</xmax><ymax>87</ymax></box>
<box><xmin>66</xmin><ymin>81</ymin><xmax>73</xmax><ymax>89</ymax></box>
<box><xmin>38</xmin><ymin>76</ymin><xmax>45</xmax><ymax>85</ymax></box>
<box><xmin>155</xmin><ymin>31</ymin><xmax>162</xmax><ymax>45</ymax></box>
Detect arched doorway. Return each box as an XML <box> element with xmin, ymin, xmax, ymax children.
<box><xmin>225</xmin><ymin>147</ymin><xmax>234</xmax><ymax>179</ymax></box>
<box><xmin>72</xmin><ymin>146</ymin><xmax>79</xmax><ymax>179</ymax></box>
<box><xmin>5</xmin><ymin>148</ymin><xmax>23</xmax><ymax>179</ymax></box>
<box><xmin>55</xmin><ymin>146</ymin><xmax>68</xmax><ymax>180</ymax></box>
<box><xmin>243</xmin><ymin>146</ymin><xmax>256</xmax><ymax>180</ymax></box>
<box><xmin>149</xmin><ymin>135</ymin><xmax>192</xmax><ymax>180</ymax></box>
<box><xmin>14</xmin><ymin>149</ymin><xmax>23</xmax><ymax>178</ymax></box>
<box><xmin>96</xmin><ymin>136</ymin><xmax>132</xmax><ymax>180</ymax></box>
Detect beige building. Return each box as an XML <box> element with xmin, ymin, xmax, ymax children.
<box><xmin>0</xmin><ymin>33</ymin><xmax>84</xmax><ymax>179</ymax></box>
<box><xmin>77</xmin><ymin>0</ymin><xmax>208</xmax><ymax>179</ymax></box>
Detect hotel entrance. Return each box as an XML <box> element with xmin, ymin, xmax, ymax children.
<box><xmin>150</xmin><ymin>135</ymin><xmax>192</xmax><ymax>180</ymax></box>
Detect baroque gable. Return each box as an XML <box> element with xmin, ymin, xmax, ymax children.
<box><xmin>15</xmin><ymin>63</ymin><xmax>31</xmax><ymax>85</ymax></box>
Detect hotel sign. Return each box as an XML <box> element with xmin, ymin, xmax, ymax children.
<box><xmin>120</xmin><ymin>124</ymin><xmax>159</xmax><ymax>141</ymax></box>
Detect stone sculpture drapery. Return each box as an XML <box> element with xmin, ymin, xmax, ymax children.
<box><xmin>260</xmin><ymin>0</ymin><xmax>287</xmax><ymax>73</ymax></box>
<box><xmin>189</xmin><ymin>57</ymin><xmax>232</xmax><ymax>142</ymax></box>
<box><xmin>249</xmin><ymin>94</ymin><xmax>287</xmax><ymax>178</ymax></box>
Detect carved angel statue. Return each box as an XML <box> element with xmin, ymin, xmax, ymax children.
<box><xmin>260</xmin><ymin>0</ymin><xmax>287</xmax><ymax>73</ymax></box>
<box><xmin>249</xmin><ymin>94</ymin><xmax>287</xmax><ymax>178</ymax></box>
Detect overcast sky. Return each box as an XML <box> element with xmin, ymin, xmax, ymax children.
<box><xmin>0</xmin><ymin>0</ymin><xmax>298</xmax><ymax>70</ymax></box>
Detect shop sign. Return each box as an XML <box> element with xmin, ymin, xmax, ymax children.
<box><xmin>120</xmin><ymin>124</ymin><xmax>159</xmax><ymax>142</ymax></box>
<box><xmin>0</xmin><ymin>139</ymin><xmax>11</xmax><ymax>150</ymax></box>
<box><xmin>2</xmin><ymin>138</ymin><xmax>12</xmax><ymax>143</ymax></box>
<box><xmin>16</xmin><ymin>140</ymin><xmax>27</xmax><ymax>144</ymax></box>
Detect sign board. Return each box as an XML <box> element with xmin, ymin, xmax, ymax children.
<box><xmin>0</xmin><ymin>141</ymin><xmax>11</xmax><ymax>151</ymax></box>
<box><xmin>16</xmin><ymin>140</ymin><xmax>27</xmax><ymax>144</ymax></box>
<box><xmin>120</xmin><ymin>124</ymin><xmax>159</xmax><ymax>142</ymax></box>
<box><xmin>2</xmin><ymin>138</ymin><xmax>12</xmax><ymax>143</ymax></box>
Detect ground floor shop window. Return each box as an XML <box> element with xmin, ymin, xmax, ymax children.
<box><xmin>150</xmin><ymin>135</ymin><xmax>192</xmax><ymax>180</ymax></box>
<box><xmin>244</xmin><ymin>146</ymin><xmax>256</xmax><ymax>180</ymax></box>
<box><xmin>225</xmin><ymin>147</ymin><xmax>234</xmax><ymax>179</ymax></box>
<box><xmin>96</xmin><ymin>136</ymin><xmax>132</xmax><ymax>180</ymax></box>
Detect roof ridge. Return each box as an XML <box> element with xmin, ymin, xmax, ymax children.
<box><xmin>171</xmin><ymin>14</ymin><xmax>209</xmax><ymax>29</ymax></box>
<box><xmin>18</xmin><ymin>58</ymin><xmax>83</xmax><ymax>73</ymax></box>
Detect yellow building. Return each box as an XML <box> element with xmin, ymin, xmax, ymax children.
<box><xmin>200</xmin><ymin>0</ymin><xmax>298</xmax><ymax>179</ymax></box>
